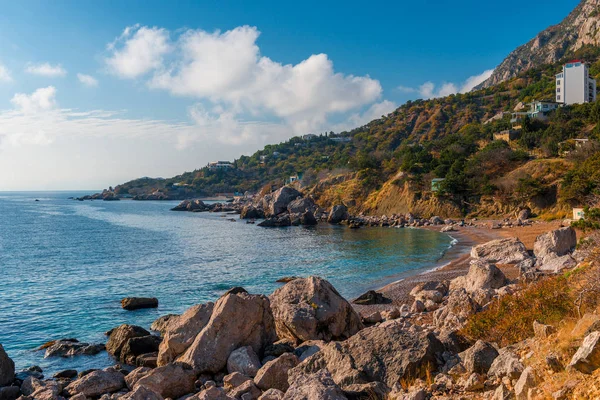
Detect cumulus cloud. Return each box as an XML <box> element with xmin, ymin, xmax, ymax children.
<box><xmin>106</xmin><ymin>25</ymin><xmax>383</xmax><ymax>138</ymax></box>
<box><xmin>77</xmin><ymin>73</ymin><xmax>99</xmax><ymax>87</ymax></box>
<box><xmin>398</xmin><ymin>69</ymin><xmax>495</xmax><ymax>99</ymax></box>
<box><xmin>106</xmin><ymin>25</ymin><xmax>171</xmax><ymax>78</ymax></box>
<box><xmin>25</xmin><ymin>62</ymin><xmax>67</xmax><ymax>77</ymax></box>
<box><xmin>0</xmin><ymin>63</ymin><xmax>11</xmax><ymax>82</ymax></box>
<box><xmin>11</xmin><ymin>86</ymin><xmax>58</xmax><ymax>113</ymax></box>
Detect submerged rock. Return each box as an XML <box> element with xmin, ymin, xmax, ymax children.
<box><xmin>269</xmin><ymin>276</ymin><xmax>363</xmax><ymax>343</ymax></box>
<box><xmin>43</xmin><ymin>340</ymin><xmax>105</xmax><ymax>358</ymax></box>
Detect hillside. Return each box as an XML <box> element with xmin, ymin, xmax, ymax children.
<box><xmin>478</xmin><ymin>0</ymin><xmax>600</xmax><ymax>88</ymax></box>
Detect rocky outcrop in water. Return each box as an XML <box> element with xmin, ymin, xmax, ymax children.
<box><xmin>121</xmin><ymin>297</ymin><xmax>159</xmax><ymax>311</ymax></box>
<box><xmin>0</xmin><ymin>344</ymin><xmax>14</xmax><ymax>386</ymax></box>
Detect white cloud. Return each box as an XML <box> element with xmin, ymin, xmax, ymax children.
<box><xmin>107</xmin><ymin>25</ymin><xmax>383</xmax><ymax>139</ymax></box>
<box><xmin>0</xmin><ymin>63</ymin><xmax>12</xmax><ymax>82</ymax></box>
<box><xmin>11</xmin><ymin>86</ymin><xmax>57</xmax><ymax>113</ymax></box>
<box><xmin>106</xmin><ymin>25</ymin><xmax>171</xmax><ymax>78</ymax></box>
<box><xmin>398</xmin><ymin>69</ymin><xmax>495</xmax><ymax>99</ymax></box>
<box><xmin>77</xmin><ymin>73</ymin><xmax>99</xmax><ymax>87</ymax></box>
<box><xmin>25</xmin><ymin>62</ymin><xmax>67</xmax><ymax>77</ymax></box>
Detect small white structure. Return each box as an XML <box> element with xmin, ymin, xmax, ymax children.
<box><xmin>556</xmin><ymin>61</ymin><xmax>597</xmax><ymax>105</ymax></box>
<box><xmin>208</xmin><ymin>161</ymin><xmax>234</xmax><ymax>170</ymax></box>
<box><xmin>302</xmin><ymin>134</ymin><xmax>317</xmax><ymax>140</ymax></box>
<box><xmin>573</xmin><ymin>208</ymin><xmax>585</xmax><ymax>221</ymax></box>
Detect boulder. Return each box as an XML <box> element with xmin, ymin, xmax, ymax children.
<box><xmin>157</xmin><ymin>302</ymin><xmax>214</xmax><ymax>366</ymax></box>
<box><xmin>269</xmin><ymin>187</ymin><xmax>302</xmax><ymax>216</ymax></box>
<box><xmin>136</xmin><ymin>352</ymin><xmax>158</xmax><ymax>368</ymax></box>
<box><xmin>488</xmin><ymin>348</ymin><xmax>524</xmax><ymax>379</ymax></box>
<box><xmin>171</xmin><ymin>199</ymin><xmax>207</xmax><ymax>212</ymax></box>
<box><xmin>291</xmin><ymin>319</ymin><xmax>443</xmax><ymax>390</ymax></box>
<box><xmin>514</xmin><ymin>367</ymin><xmax>536</xmax><ymax>400</ymax></box>
<box><xmin>538</xmin><ymin>255</ymin><xmax>576</xmax><ymax>273</ymax></box>
<box><xmin>241</xmin><ymin>206</ymin><xmax>265</xmax><ymax>220</ymax></box>
<box><xmin>150</xmin><ymin>314</ymin><xmax>179</xmax><ymax>336</ymax></box>
<box><xmin>227</xmin><ymin>346</ymin><xmax>261</xmax><ymax>377</ymax></box>
<box><xmin>327</xmin><ymin>205</ymin><xmax>349</xmax><ymax>224</ymax></box>
<box><xmin>258</xmin><ymin>389</ymin><xmax>285</xmax><ymax>400</ymax></box>
<box><xmin>118</xmin><ymin>386</ymin><xmax>164</xmax><ymax>400</ymax></box>
<box><xmin>133</xmin><ymin>363</ymin><xmax>196</xmax><ymax>399</ymax></box>
<box><xmin>450</xmin><ymin>260</ymin><xmax>507</xmax><ymax>293</ymax></box>
<box><xmin>120</xmin><ymin>335</ymin><xmax>161</xmax><ymax>365</ymax></box>
<box><xmin>568</xmin><ymin>331</ymin><xmax>600</xmax><ymax>374</ymax></box>
<box><xmin>283</xmin><ymin>370</ymin><xmax>347</xmax><ymax>400</ymax></box>
<box><xmin>106</xmin><ymin>325</ymin><xmax>150</xmax><ymax>358</ymax></box>
<box><xmin>124</xmin><ymin>367</ymin><xmax>151</xmax><ymax>390</ymax></box>
<box><xmin>192</xmin><ymin>386</ymin><xmax>232</xmax><ymax>400</ymax></box>
<box><xmin>121</xmin><ymin>297</ymin><xmax>159</xmax><ymax>311</ymax></box>
<box><xmin>300</xmin><ymin>211</ymin><xmax>318</xmax><ymax>226</ymax></box>
<box><xmin>254</xmin><ymin>353</ymin><xmax>299</xmax><ymax>392</ymax></box>
<box><xmin>430</xmin><ymin>216</ymin><xmax>444</xmax><ymax>225</ymax></box>
<box><xmin>459</xmin><ymin>340</ymin><xmax>499</xmax><ymax>374</ymax></box>
<box><xmin>269</xmin><ymin>277</ymin><xmax>363</xmax><ymax>343</ymax></box>
<box><xmin>516</xmin><ymin>207</ymin><xmax>530</xmax><ymax>221</ymax></box>
<box><xmin>433</xmin><ymin>288</ymin><xmax>478</xmax><ymax>331</ymax></box>
<box><xmin>64</xmin><ymin>368</ymin><xmax>126</xmax><ymax>397</ymax></box>
<box><xmin>470</xmin><ymin>238</ymin><xmax>530</xmax><ymax>264</ymax></box>
<box><xmin>287</xmin><ymin>198</ymin><xmax>315</xmax><ymax>214</ymax></box>
<box><xmin>224</xmin><ymin>372</ymin><xmax>252</xmax><ymax>391</ymax></box>
<box><xmin>43</xmin><ymin>340</ymin><xmax>105</xmax><ymax>358</ymax></box>
<box><xmin>228</xmin><ymin>380</ymin><xmax>261</xmax><ymax>400</ymax></box>
<box><xmin>0</xmin><ymin>344</ymin><xmax>15</xmax><ymax>386</ymax></box>
<box><xmin>20</xmin><ymin>376</ymin><xmax>45</xmax><ymax>396</ymax></box>
<box><xmin>533</xmin><ymin>227</ymin><xmax>576</xmax><ymax>264</ymax></box>
<box><xmin>352</xmin><ymin>290</ymin><xmax>390</xmax><ymax>305</ymax></box>
<box><xmin>178</xmin><ymin>291</ymin><xmax>277</xmax><ymax>373</ymax></box>
<box><xmin>0</xmin><ymin>386</ymin><xmax>19</xmax><ymax>400</ymax></box>
<box><xmin>492</xmin><ymin>383</ymin><xmax>514</xmax><ymax>400</ymax></box>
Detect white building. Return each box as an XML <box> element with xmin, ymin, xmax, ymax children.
<box><xmin>208</xmin><ymin>161</ymin><xmax>234</xmax><ymax>170</ymax></box>
<box><xmin>556</xmin><ymin>61</ymin><xmax>597</xmax><ymax>105</ymax></box>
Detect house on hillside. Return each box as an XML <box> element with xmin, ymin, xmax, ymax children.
<box><xmin>510</xmin><ymin>100</ymin><xmax>561</xmax><ymax>128</ymax></box>
<box><xmin>208</xmin><ymin>161</ymin><xmax>234</xmax><ymax>170</ymax></box>
<box><xmin>302</xmin><ymin>134</ymin><xmax>317</xmax><ymax>140</ymax></box>
<box><xmin>556</xmin><ymin>61</ymin><xmax>597</xmax><ymax>105</ymax></box>
<box><xmin>431</xmin><ymin>178</ymin><xmax>445</xmax><ymax>192</ymax></box>
<box><xmin>493</xmin><ymin>129</ymin><xmax>521</xmax><ymax>143</ymax></box>
<box><xmin>573</xmin><ymin>208</ymin><xmax>585</xmax><ymax>221</ymax></box>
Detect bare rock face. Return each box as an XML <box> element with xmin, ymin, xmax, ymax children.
<box><xmin>538</xmin><ymin>255</ymin><xmax>576</xmax><ymax>273</ymax></box>
<box><xmin>327</xmin><ymin>205</ymin><xmax>349</xmax><ymax>224</ymax></box>
<box><xmin>470</xmin><ymin>238</ymin><xmax>530</xmax><ymax>264</ymax></box>
<box><xmin>450</xmin><ymin>260</ymin><xmax>508</xmax><ymax>293</ymax></box>
<box><xmin>287</xmin><ymin>198</ymin><xmax>316</xmax><ymax>214</ymax></box>
<box><xmin>291</xmin><ymin>320</ymin><xmax>443</xmax><ymax>390</ymax></box>
<box><xmin>534</xmin><ymin>227</ymin><xmax>577</xmax><ymax>264</ymax></box>
<box><xmin>227</xmin><ymin>346</ymin><xmax>261</xmax><ymax>377</ymax></box>
<box><xmin>106</xmin><ymin>325</ymin><xmax>150</xmax><ymax>359</ymax></box>
<box><xmin>269</xmin><ymin>277</ymin><xmax>363</xmax><ymax>343</ymax></box>
<box><xmin>0</xmin><ymin>344</ymin><xmax>15</xmax><ymax>386</ymax></box>
<box><xmin>254</xmin><ymin>353</ymin><xmax>299</xmax><ymax>392</ymax></box>
<box><xmin>157</xmin><ymin>303</ymin><xmax>214</xmax><ymax>366</ymax></box>
<box><xmin>133</xmin><ymin>363</ymin><xmax>196</xmax><ymax>399</ymax></box>
<box><xmin>458</xmin><ymin>340</ymin><xmax>499</xmax><ymax>374</ymax></box>
<box><xmin>283</xmin><ymin>370</ymin><xmax>347</xmax><ymax>400</ymax></box>
<box><xmin>64</xmin><ymin>368</ymin><xmax>126</xmax><ymax>398</ymax></box>
<box><xmin>178</xmin><ymin>291</ymin><xmax>277</xmax><ymax>373</ymax></box>
<box><xmin>268</xmin><ymin>187</ymin><xmax>302</xmax><ymax>217</ymax></box>
<box><xmin>568</xmin><ymin>331</ymin><xmax>600</xmax><ymax>374</ymax></box>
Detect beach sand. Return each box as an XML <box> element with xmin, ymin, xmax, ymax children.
<box><xmin>353</xmin><ymin>219</ymin><xmax>570</xmax><ymax>315</ymax></box>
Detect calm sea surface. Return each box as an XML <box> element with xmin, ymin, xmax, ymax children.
<box><xmin>0</xmin><ymin>191</ymin><xmax>455</xmax><ymax>374</ymax></box>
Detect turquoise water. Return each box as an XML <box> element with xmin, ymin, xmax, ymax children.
<box><xmin>0</xmin><ymin>191</ymin><xmax>454</xmax><ymax>374</ymax></box>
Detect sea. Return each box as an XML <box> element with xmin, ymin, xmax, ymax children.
<box><xmin>0</xmin><ymin>191</ymin><xmax>456</xmax><ymax>375</ymax></box>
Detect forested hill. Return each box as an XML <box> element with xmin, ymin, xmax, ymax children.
<box><xmin>108</xmin><ymin>46</ymin><xmax>600</xmax><ymax>218</ymax></box>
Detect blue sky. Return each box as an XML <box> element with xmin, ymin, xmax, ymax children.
<box><xmin>0</xmin><ymin>0</ymin><xmax>580</xmax><ymax>189</ymax></box>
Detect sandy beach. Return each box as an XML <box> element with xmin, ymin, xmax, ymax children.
<box><xmin>353</xmin><ymin>219</ymin><xmax>570</xmax><ymax>315</ymax></box>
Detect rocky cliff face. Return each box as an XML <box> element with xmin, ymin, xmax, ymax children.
<box><xmin>478</xmin><ymin>0</ymin><xmax>600</xmax><ymax>89</ymax></box>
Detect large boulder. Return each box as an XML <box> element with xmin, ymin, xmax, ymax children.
<box><xmin>150</xmin><ymin>314</ymin><xmax>179</xmax><ymax>336</ymax></box>
<box><xmin>327</xmin><ymin>205</ymin><xmax>349</xmax><ymax>224</ymax></box>
<box><xmin>458</xmin><ymin>340</ymin><xmax>499</xmax><ymax>374</ymax></box>
<box><xmin>0</xmin><ymin>344</ymin><xmax>15</xmax><ymax>386</ymax></box>
<box><xmin>178</xmin><ymin>291</ymin><xmax>277</xmax><ymax>373</ymax></box>
<box><xmin>106</xmin><ymin>325</ymin><xmax>150</xmax><ymax>359</ymax></box>
<box><xmin>538</xmin><ymin>254</ymin><xmax>576</xmax><ymax>273</ymax></box>
<box><xmin>241</xmin><ymin>205</ymin><xmax>265</xmax><ymax>220</ymax></box>
<box><xmin>533</xmin><ymin>227</ymin><xmax>577</xmax><ymax>264</ymax></box>
<box><xmin>119</xmin><ymin>386</ymin><xmax>164</xmax><ymax>400</ymax></box>
<box><xmin>227</xmin><ymin>346</ymin><xmax>261</xmax><ymax>377</ymax></box>
<box><xmin>121</xmin><ymin>297</ymin><xmax>158</xmax><ymax>311</ymax></box>
<box><xmin>269</xmin><ymin>187</ymin><xmax>302</xmax><ymax>216</ymax></box>
<box><xmin>291</xmin><ymin>320</ymin><xmax>443</xmax><ymax>390</ymax></box>
<box><xmin>568</xmin><ymin>331</ymin><xmax>600</xmax><ymax>374</ymax></box>
<box><xmin>488</xmin><ymin>348</ymin><xmax>524</xmax><ymax>379</ymax></box>
<box><xmin>433</xmin><ymin>288</ymin><xmax>478</xmax><ymax>331</ymax></box>
<box><xmin>64</xmin><ymin>368</ymin><xmax>126</xmax><ymax>397</ymax></box>
<box><xmin>269</xmin><ymin>277</ymin><xmax>363</xmax><ymax>343</ymax></box>
<box><xmin>470</xmin><ymin>238</ymin><xmax>530</xmax><ymax>264</ymax></box>
<box><xmin>254</xmin><ymin>353</ymin><xmax>299</xmax><ymax>392</ymax></box>
<box><xmin>450</xmin><ymin>260</ymin><xmax>508</xmax><ymax>293</ymax></box>
<box><xmin>157</xmin><ymin>302</ymin><xmax>214</xmax><ymax>366</ymax></box>
<box><xmin>284</xmin><ymin>370</ymin><xmax>347</xmax><ymax>400</ymax></box>
<box><xmin>287</xmin><ymin>198</ymin><xmax>316</xmax><ymax>214</ymax></box>
<box><xmin>120</xmin><ymin>335</ymin><xmax>161</xmax><ymax>365</ymax></box>
<box><xmin>514</xmin><ymin>367</ymin><xmax>536</xmax><ymax>400</ymax></box>
<box><xmin>133</xmin><ymin>363</ymin><xmax>196</xmax><ymax>399</ymax></box>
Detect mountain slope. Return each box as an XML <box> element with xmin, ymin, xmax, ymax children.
<box><xmin>478</xmin><ymin>0</ymin><xmax>600</xmax><ymax>88</ymax></box>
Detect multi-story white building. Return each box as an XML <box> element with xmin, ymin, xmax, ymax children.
<box><xmin>208</xmin><ymin>161</ymin><xmax>234</xmax><ymax>170</ymax></box>
<box><xmin>555</xmin><ymin>61</ymin><xmax>596</xmax><ymax>105</ymax></box>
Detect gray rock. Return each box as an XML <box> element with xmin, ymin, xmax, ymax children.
<box><xmin>514</xmin><ymin>367</ymin><xmax>536</xmax><ymax>400</ymax></box>
<box><xmin>106</xmin><ymin>325</ymin><xmax>150</xmax><ymax>359</ymax></box>
<box><xmin>433</xmin><ymin>288</ymin><xmax>478</xmax><ymax>331</ymax></box>
<box><xmin>283</xmin><ymin>370</ymin><xmax>347</xmax><ymax>400</ymax></box>
<box><xmin>64</xmin><ymin>368</ymin><xmax>126</xmax><ymax>398</ymax></box>
<box><xmin>150</xmin><ymin>314</ymin><xmax>179</xmax><ymax>336</ymax></box>
<box><xmin>459</xmin><ymin>340</ymin><xmax>499</xmax><ymax>374</ymax></box>
<box><xmin>287</xmin><ymin>198</ymin><xmax>316</xmax><ymax>214</ymax></box>
<box><xmin>269</xmin><ymin>187</ymin><xmax>302</xmax><ymax>216</ymax></box>
<box><xmin>119</xmin><ymin>335</ymin><xmax>161</xmax><ymax>365</ymax></box>
<box><xmin>227</xmin><ymin>346</ymin><xmax>262</xmax><ymax>377</ymax></box>
<box><xmin>533</xmin><ymin>227</ymin><xmax>576</xmax><ymax>264</ymax></box>
<box><xmin>488</xmin><ymin>348</ymin><xmax>524</xmax><ymax>379</ymax></box>
<box><xmin>133</xmin><ymin>363</ymin><xmax>196</xmax><ymax>399</ymax></box>
<box><xmin>538</xmin><ymin>255</ymin><xmax>576</xmax><ymax>273</ymax></box>
<box><xmin>223</xmin><ymin>372</ymin><xmax>251</xmax><ymax>391</ymax></box>
<box><xmin>270</xmin><ymin>277</ymin><xmax>363</xmax><ymax>343</ymax></box>
<box><xmin>118</xmin><ymin>386</ymin><xmax>164</xmax><ymax>400</ymax></box>
<box><xmin>229</xmin><ymin>380</ymin><xmax>261</xmax><ymax>400</ymax></box>
<box><xmin>492</xmin><ymin>383</ymin><xmax>515</xmax><ymax>400</ymax></box>
<box><xmin>124</xmin><ymin>367</ymin><xmax>151</xmax><ymax>390</ymax></box>
<box><xmin>533</xmin><ymin>320</ymin><xmax>556</xmax><ymax>339</ymax></box>
<box><xmin>0</xmin><ymin>344</ymin><xmax>15</xmax><ymax>386</ymax></box>
<box><xmin>258</xmin><ymin>389</ymin><xmax>285</xmax><ymax>400</ymax></box>
<box><xmin>0</xmin><ymin>386</ymin><xmax>20</xmax><ymax>400</ymax></box>
<box><xmin>450</xmin><ymin>260</ymin><xmax>508</xmax><ymax>293</ymax></box>
<box><xmin>470</xmin><ymin>238</ymin><xmax>530</xmax><ymax>264</ymax></box>
<box><xmin>254</xmin><ymin>353</ymin><xmax>299</xmax><ymax>392</ymax></box>
<box><xmin>568</xmin><ymin>331</ymin><xmax>600</xmax><ymax>374</ymax></box>
<box><xmin>327</xmin><ymin>205</ymin><xmax>349</xmax><ymax>224</ymax></box>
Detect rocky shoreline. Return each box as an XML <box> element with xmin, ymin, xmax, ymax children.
<box><xmin>1</xmin><ymin>221</ymin><xmax>599</xmax><ymax>399</ymax></box>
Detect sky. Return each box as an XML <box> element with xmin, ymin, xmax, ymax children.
<box><xmin>0</xmin><ymin>0</ymin><xmax>580</xmax><ymax>190</ymax></box>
